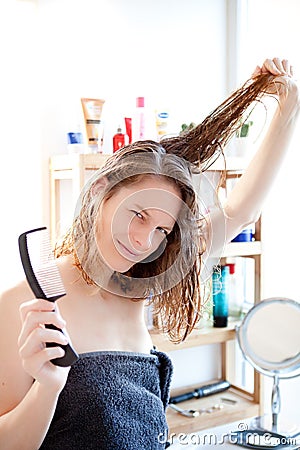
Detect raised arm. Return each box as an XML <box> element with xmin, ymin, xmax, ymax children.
<box><xmin>208</xmin><ymin>58</ymin><xmax>300</xmax><ymax>254</ymax></box>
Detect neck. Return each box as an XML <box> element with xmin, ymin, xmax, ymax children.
<box><xmin>99</xmin><ymin>287</ymin><xmax>145</xmax><ymax>320</ymax></box>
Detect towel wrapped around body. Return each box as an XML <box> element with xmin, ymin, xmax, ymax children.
<box><xmin>39</xmin><ymin>349</ymin><xmax>173</xmax><ymax>450</ymax></box>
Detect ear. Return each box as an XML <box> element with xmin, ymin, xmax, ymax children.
<box><xmin>91</xmin><ymin>176</ymin><xmax>109</xmax><ymax>197</ymax></box>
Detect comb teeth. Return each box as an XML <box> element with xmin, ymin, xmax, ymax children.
<box><xmin>26</xmin><ymin>228</ymin><xmax>66</xmax><ymax>299</ymax></box>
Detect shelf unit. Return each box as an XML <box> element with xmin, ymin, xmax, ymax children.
<box><xmin>49</xmin><ymin>153</ymin><xmax>110</xmax><ymax>242</ymax></box>
<box><xmin>49</xmin><ymin>153</ymin><xmax>263</xmax><ymax>434</ymax></box>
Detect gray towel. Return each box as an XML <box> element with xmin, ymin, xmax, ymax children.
<box><xmin>39</xmin><ymin>349</ymin><xmax>173</xmax><ymax>450</ymax></box>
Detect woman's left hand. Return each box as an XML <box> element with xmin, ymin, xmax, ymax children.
<box><xmin>252</xmin><ymin>57</ymin><xmax>297</xmax><ymax>99</ymax></box>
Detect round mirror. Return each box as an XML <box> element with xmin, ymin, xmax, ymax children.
<box><xmin>237</xmin><ymin>297</ymin><xmax>300</xmax><ymax>378</ymax></box>
<box><xmin>236</xmin><ymin>297</ymin><xmax>300</xmax><ymax>435</ymax></box>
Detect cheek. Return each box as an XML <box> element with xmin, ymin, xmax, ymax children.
<box><xmin>113</xmin><ymin>210</ymin><xmax>133</xmax><ymax>239</ymax></box>
<box><xmin>96</xmin><ymin>207</ymin><xmax>132</xmax><ymax>251</ymax></box>
<box><xmin>152</xmin><ymin>232</ymin><xmax>166</xmax><ymax>249</ymax></box>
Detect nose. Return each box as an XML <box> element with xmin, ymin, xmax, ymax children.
<box><xmin>131</xmin><ymin>227</ymin><xmax>154</xmax><ymax>252</ymax></box>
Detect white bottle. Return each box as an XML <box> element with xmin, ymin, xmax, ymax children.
<box><xmin>227</xmin><ymin>263</ymin><xmax>243</xmax><ymax>319</ymax></box>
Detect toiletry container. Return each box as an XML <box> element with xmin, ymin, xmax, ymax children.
<box><xmin>155</xmin><ymin>110</ymin><xmax>169</xmax><ymax>141</ymax></box>
<box><xmin>113</xmin><ymin>127</ymin><xmax>125</xmax><ymax>152</ymax></box>
<box><xmin>232</xmin><ymin>224</ymin><xmax>255</xmax><ymax>242</ymax></box>
<box><xmin>124</xmin><ymin>117</ymin><xmax>132</xmax><ymax>144</ymax></box>
<box><xmin>226</xmin><ymin>262</ymin><xmax>243</xmax><ymax>319</ymax></box>
<box><xmin>132</xmin><ymin>97</ymin><xmax>145</xmax><ymax>142</ymax></box>
<box><xmin>212</xmin><ymin>265</ymin><xmax>229</xmax><ymax>327</ymax></box>
<box><xmin>67</xmin><ymin>132</ymin><xmax>84</xmax><ymax>154</ymax></box>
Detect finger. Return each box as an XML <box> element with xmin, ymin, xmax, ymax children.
<box><xmin>22</xmin><ymin>345</ymin><xmax>66</xmax><ymax>375</ymax></box>
<box><xmin>19</xmin><ymin>327</ymin><xmax>69</xmax><ymax>359</ymax></box>
<box><xmin>252</xmin><ymin>65</ymin><xmax>262</xmax><ymax>78</ymax></box>
<box><xmin>273</xmin><ymin>57</ymin><xmax>285</xmax><ymax>74</ymax></box>
<box><xmin>282</xmin><ymin>59</ymin><xmax>290</xmax><ymax>75</ymax></box>
<box><xmin>19</xmin><ymin>298</ymin><xmax>56</xmax><ymax>322</ymax></box>
<box><xmin>19</xmin><ymin>299</ymin><xmax>66</xmax><ymax>328</ymax></box>
<box><xmin>18</xmin><ymin>310</ymin><xmax>66</xmax><ymax>348</ymax></box>
<box><xmin>261</xmin><ymin>58</ymin><xmax>282</xmax><ymax>75</ymax></box>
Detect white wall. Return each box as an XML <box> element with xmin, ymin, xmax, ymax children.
<box><xmin>0</xmin><ymin>0</ymin><xmax>41</xmax><ymax>288</ymax></box>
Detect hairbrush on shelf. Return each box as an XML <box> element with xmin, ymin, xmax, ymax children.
<box><xmin>18</xmin><ymin>227</ymin><xmax>79</xmax><ymax>367</ymax></box>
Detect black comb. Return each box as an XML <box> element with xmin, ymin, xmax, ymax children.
<box><xmin>18</xmin><ymin>227</ymin><xmax>79</xmax><ymax>367</ymax></box>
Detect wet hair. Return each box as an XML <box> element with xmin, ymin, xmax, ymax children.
<box><xmin>55</xmin><ymin>72</ymin><xmax>280</xmax><ymax>342</ymax></box>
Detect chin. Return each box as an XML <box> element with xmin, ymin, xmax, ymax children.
<box><xmin>107</xmin><ymin>258</ymin><xmax>136</xmax><ymax>274</ymax></box>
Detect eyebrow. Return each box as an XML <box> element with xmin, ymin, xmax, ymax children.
<box><xmin>134</xmin><ymin>204</ymin><xmax>174</xmax><ymax>232</ymax></box>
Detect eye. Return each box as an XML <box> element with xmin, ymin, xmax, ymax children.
<box><xmin>131</xmin><ymin>210</ymin><xmax>144</xmax><ymax>220</ymax></box>
<box><xmin>156</xmin><ymin>227</ymin><xmax>168</xmax><ymax>236</ymax></box>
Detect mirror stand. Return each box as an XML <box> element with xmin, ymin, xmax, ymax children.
<box><xmin>251</xmin><ymin>371</ymin><xmax>300</xmax><ymax>437</ymax></box>
<box><xmin>237</xmin><ymin>298</ymin><xmax>300</xmax><ymax>438</ymax></box>
<box><xmin>271</xmin><ymin>373</ymin><xmax>280</xmax><ymax>429</ymax></box>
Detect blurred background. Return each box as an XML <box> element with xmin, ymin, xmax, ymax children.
<box><xmin>0</xmin><ymin>0</ymin><xmax>299</xmax><ymax>423</ymax></box>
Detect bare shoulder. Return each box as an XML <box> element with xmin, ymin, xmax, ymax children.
<box><xmin>0</xmin><ymin>280</ymin><xmax>33</xmax><ymax>416</ymax></box>
<box><xmin>0</xmin><ymin>279</ymin><xmax>34</xmax><ymax>329</ymax></box>
<box><xmin>0</xmin><ymin>279</ymin><xmax>33</xmax><ymax>304</ymax></box>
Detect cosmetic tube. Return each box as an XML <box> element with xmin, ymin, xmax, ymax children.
<box><xmin>125</xmin><ymin>117</ymin><xmax>132</xmax><ymax>144</ymax></box>
<box><xmin>81</xmin><ymin>98</ymin><xmax>105</xmax><ymax>153</ymax></box>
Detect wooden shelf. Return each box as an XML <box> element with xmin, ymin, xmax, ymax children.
<box><xmin>151</xmin><ymin>320</ymin><xmax>240</xmax><ymax>352</ymax></box>
<box><xmin>207</xmin><ymin>156</ymin><xmax>247</xmax><ymax>173</ymax></box>
<box><xmin>222</xmin><ymin>241</ymin><xmax>262</xmax><ymax>258</ymax></box>
<box><xmin>208</xmin><ymin>240</ymin><xmax>262</xmax><ymax>259</ymax></box>
<box><xmin>166</xmin><ymin>385</ymin><xmax>259</xmax><ymax>435</ymax></box>
<box><xmin>50</xmin><ymin>153</ymin><xmax>110</xmax><ymax>172</ymax></box>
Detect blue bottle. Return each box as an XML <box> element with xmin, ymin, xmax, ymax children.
<box><xmin>212</xmin><ymin>265</ymin><xmax>229</xmax><ymax>327</ymax></box>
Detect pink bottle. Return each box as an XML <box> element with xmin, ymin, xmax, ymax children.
<box><xmin>136</xmin><ymin>97</ymin><xmax>145</xmax><ymax>140</ymax></box>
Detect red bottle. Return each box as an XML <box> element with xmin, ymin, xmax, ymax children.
<box><xmin>113</xmin><ymin>127</ymin><xmax>125</xmax><ymax>152</ymax></box>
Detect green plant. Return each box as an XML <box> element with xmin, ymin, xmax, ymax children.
<box><xmin>236</xmin><ymin>120</ymin><xmax>253</xmax><ymax>138</ymax></box>
<box><xmin>180</xmin><ymin>122</ymin><xmax>196</xmax><ymax>135</ymax></box>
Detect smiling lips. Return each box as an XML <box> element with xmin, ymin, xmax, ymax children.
<box><xmin>116</xmin><ymin>240</ymin><xmax>140</xmax><ymax>258</ymax></box>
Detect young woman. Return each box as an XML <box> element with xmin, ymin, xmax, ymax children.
<box><xmin>0</xmin><ymin>58</ymin><xmax>299</xmax><ymax>449</ymax></box>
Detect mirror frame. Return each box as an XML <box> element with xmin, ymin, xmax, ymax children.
<box><xmin>237</xmin><ymin>297</ymin><xmax>300</xmax><ymax>379</ymax></box>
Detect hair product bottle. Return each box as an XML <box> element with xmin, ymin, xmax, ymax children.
<box><xmin>212</xmin><ymin>265</ymin><xmax>229</xmax><ymax>327</ymax></box>
<box><xmin>133</xmin><ymin>96</ymin><xmax>145</xmax><ymax>141</ymax></box>
<box><xmin>113</xmin><ymin>127</ymin><xmax>125</xmax><ymax>152</ymax></box>
<box><xmin>155</xmin><ymin>109</ymin><xmax>169</xmax><ymax>141</ymax></box>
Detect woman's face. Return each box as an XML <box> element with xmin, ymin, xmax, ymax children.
<box><xmin>94</xmin><ymin>176</ymin><xmax>182</xmax><ymax>273</ymax></box>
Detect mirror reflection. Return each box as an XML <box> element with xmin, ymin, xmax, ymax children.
<box><xmin>242</xmin><ymin>299</ymin><xmax>300</xmax><ymax>372</ymax></box>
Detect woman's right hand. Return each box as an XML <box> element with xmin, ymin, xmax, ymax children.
<box><xmin>18</xmin><ymin>298</ymin><xmax>70</xmax><ymax>392</ymax></box>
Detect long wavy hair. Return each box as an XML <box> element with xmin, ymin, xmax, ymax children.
<box><xmin>55</xmin><ymin>72</ymin><xmax>279</xmax><ymax>342</ymax></box>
